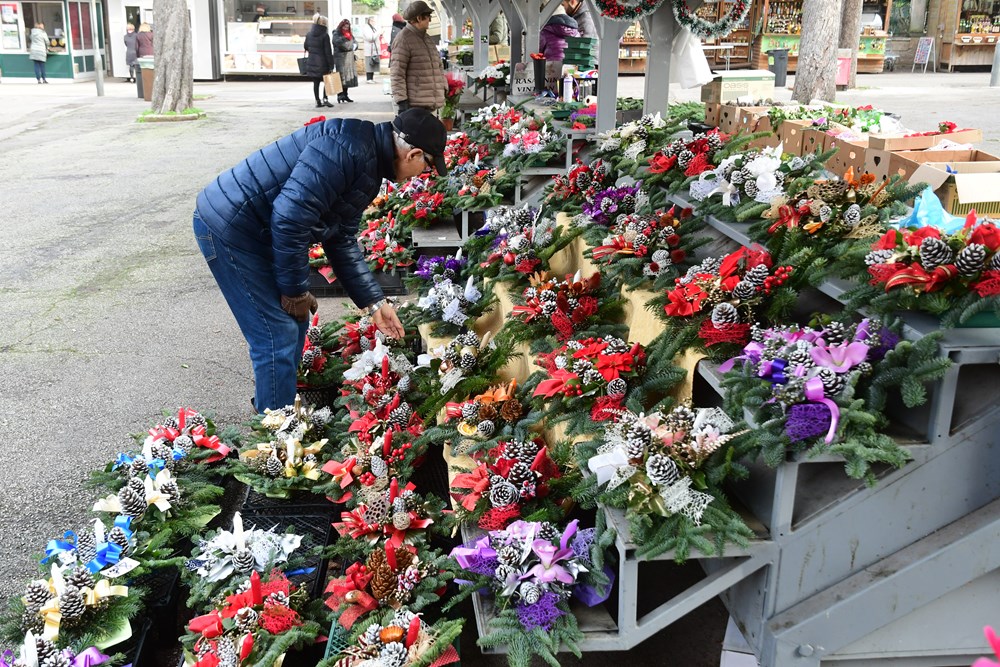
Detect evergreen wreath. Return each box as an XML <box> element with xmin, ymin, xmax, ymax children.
<box><xmin>671</xmin><ymin>0</ymin><xmax>751</xmax><ymax>39</ymax></box>
<box><xmin>596</xmin><ymin>0</ymin><xmax>667</xmax><ymax>22</ymax></box>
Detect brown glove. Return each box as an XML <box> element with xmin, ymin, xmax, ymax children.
<box><xmin>280</xmin><ymin>292</ymin><xmax>318</xmax><ymax>322</ymax></box>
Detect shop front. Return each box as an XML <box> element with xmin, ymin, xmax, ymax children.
<box><xmin>0</xmin><ymin>0</ymin><xmax>105</xmax><ymax>79</ymax></box>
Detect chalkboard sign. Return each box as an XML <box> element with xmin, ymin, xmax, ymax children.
<box><xmin>913</xmin><ymin>37</ymin><xmax>934</xmax><ymax>64</ymax></box>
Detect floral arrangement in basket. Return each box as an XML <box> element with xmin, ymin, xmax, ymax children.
<box><xmin>688</xmin><ymin>146</ymin><xmax>825</xmax><ymax>222</ymax></box>
<box><xmin>647</xmin><ymin>129</ymin><xmax>729</xmax><ymax>185</ymax></box>
<box><xmin>299</xmin><ymin>313</ymin><xmax>348</xmax><ymax>389</ymax></box>
<box><xmin>182</xmin><ymin>512</ymin><xmax>304</xmax><ymax>608</ymax></box>
<box><xmin>464</xmin><ymin>103</ymin><xmax>517</xmax><ymax>145</ymax></box>
<box><xmin>532</xmin><ymin>336</ymin><xmax>647</xmax><ymax>426</ymax></box>
<box><xmin>450</xmin><ymin>437</ymin><xmax>569</xmax><ymax>530</ymax></box>
<box><xmin>447</xmin><ymin>155</ymin><xmax>506</xmax><ymax>209</ymax></box>
<box><xmin>391</xmin><ymin>175</ymin><xmax>451</xmax><ymax>230</ymax></box>
<box><xmin>440</xmin><ymin>380</ymin><xmax>524</xmax><ymax>455</ymax></box>
<box><xmin>12</xmin><ymin>561</ymin><xmax>131</xmax><ymax>646</ymax></box>
<box><xmin>360</xmin><ymin>212</ymin><xmax>414</xmax><ymax>274</ymax></box>
<box><xmin>341</xmin><ymin>339</ymin><xmax>416</xmax><ymax>404</ymax></box>
<box><xmin>235</xmin><ymin>397</ymin><xmax>335</xmax><ymax>497</ymax></box>
<box><xmin>317</xmin><ymin>420</ymin><xmax>426</xmax><ymax>505</ymax></box>
<box><xmin>443</xmin><ymin>132</ymin><xmax>490</xmax><ymax>170</ymax></box>
<box><xmin>850</xmin><ymin>214</ymin><xmax>1000</xmax><ymax>326</ymax></box>
<box><xmin>579</xmin><ymin>406</ymin><xmax>753</xmax><ymax>560</ymax></box>
<box><xmin>181</xmin><ymin>568</ymin><xmax>323</xmax><ymax>667</ymax></box>
<box><xmin>333</xmin><ymin>479</ymin><xmax>445</xmax><ymax>552</ymax></box>
<box><xmin>466</xmin><ymin>206</ymin><xmax>578</xmax><ymax>284</ymax></box>
<box><xmin>500</xmin><ymin>121</ymin><xmax>562</xmax><ymax>168</ymax></box>
<box><xmin>141</xmin><ymin>407</ymin><xmax>232</xmax><ymax>464</ymax></box>
<box><xmin>508</xmin><ymin>270</ymin><xmax>625</xmax><ymax>345</ymax></box>
<box><xmin>321</xmin><ymin>608</ymin><xmax>463</xmax><ymax>667</ymax></box>
<box><xmin>593</xmin><ymin>113</ymin><xmax>669</xmax><ymax>168</ymax></box>
<box><xmin>719</xmin><ymin>318</ymin><xmax>951</xmax><ymax>482</ymax></box>
<box><xmin>545</xmin><ymin>159</ymin><xmax>615</xmax><ymax>213</ymax></box>
<box><xmin>442</xmin><ymin>73</ymin><xmax>466</xmax><ymax>121</ymax></box>
<box><xmin>653</xmin><ymin>246</ymin><xmax>795</xmax><ymax>358</ymax></box>
<box><xmin>323</xmin><ymin>546</ymin><xmax>456</xmax><ymax>631</ymax></box>
<box><xmin>335</xmin><ymin>316</ymin><xmax>384</xmax><ymax>362</ymax></box>
<box><xmin>585</xmin><ymin>207</ymin><xmax>704</xmax><ymax>290</ymax></box>
<box><xmin>5</xmin><ymin>634</ymin><xmax>112</xmax><ymax>667</ymax></box>
<box><xmin>580</xmin><ymin>182</ymin><xmax>645</xmax><ymax>227</ymax></box>
<box><xmin>447</xmin><ymin>520</ymin><xmax>608</xmax><ymax>667</ymax></box>
<box><xmin>754</xmin><ymin>169</ymin><xmax>916</xmax><ymax>275</ymax></box>
<box><xmin>472</xmin><ymin>61</ymin><xmax>510</xmax><ymax>92</ymax></box>
<box><xmin>415</xmin><ymin>330</ymin><xmax>516</xmax><ymax>419</ymax></box>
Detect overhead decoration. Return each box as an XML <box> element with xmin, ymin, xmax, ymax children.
<box><xmin>670</xmin><ymin>0</ymin><xmax>751</xmax><ymax>39</ymax></box>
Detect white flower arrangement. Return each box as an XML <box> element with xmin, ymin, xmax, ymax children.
<box><xmin>187</xmin><ymin>512</ymin><xmax>302</xmax><ymax>583</ymax></box>
<box><xmin>417</xmin><ymin>276</ymin><xmax>483</xmax><ymax>326</ymax></box>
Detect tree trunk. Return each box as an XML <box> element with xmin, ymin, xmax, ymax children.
<box><xmin>791</xmin><ymin>0</ymin><xmax>841</xmax><ymax>103</ymax></box>
<box><xmin>151</xmin><ymin>0</ymin><xmax>194</xmax><ymax>114</ymax></box>
<box><xmin>839</xmin><ymin>0</ymin><xmax>863</xmax><ymax>89</ymax></box>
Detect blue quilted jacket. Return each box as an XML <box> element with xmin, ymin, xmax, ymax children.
<box><xmin>195</xmin><ymin>118</ymin><xmax>395</xmax><ymax>308</ymax></box>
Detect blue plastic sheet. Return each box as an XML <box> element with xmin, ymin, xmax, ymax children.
<box><xmin>892</xmin><ymin>185</ymin><xmax>966</xmax><ymax>234</ymax></box>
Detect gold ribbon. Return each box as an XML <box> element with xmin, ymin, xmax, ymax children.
<box><xmin>82</xmin><ymin>579</ymin><xmax>129</xmax><ymax>607</ymax></box>
<box><xmin>39</xmin><ymin>598</ymin><xmax>62</xmax><ymax>641</ymax></box>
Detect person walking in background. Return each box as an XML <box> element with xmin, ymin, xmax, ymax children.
<box><xmin>304</xmin><ymin>13</ymin><xmax>335</xmax><ymax>107</ymax></box>
<box><xmin>136</xmin><ymin>22</ymin><xmax>154</xmax><ymax>57</ymax></box>
<box><xmin>28</xmin><ymin>22</ymin><xmax>48</xmax><ymax>83</ymax></box>
<box><xmin>361</xmin><ymin>16</ymin><xmax>380</xmax><ymax>83</ymax></box>
<box><xmin>561</xmin><ymin>0</ymin><xmax>595</xmax><ymax>39</ymax></box>
<box><xmin>489</xmin><ymin>12</ymin><xmax>508</xmax><ymax>45</ymax></box>
<box><xmin>389</xmin><ymin>1</ymin><xmax>445</xmax><ymax>113</ymax></box>
<box><xmin>388</xmin><ymin>13</ymin><xmax>406</xmax><ymax>52</ymax></box>
<box><xmin>538</xmin><ymin>4</ymin><xmax>578</xmax><ymax>61</ymax></box>
<box><xmin>123</xmin><ymin>23</ymin><xmax>138</xmax><ymax>83</ymax></box>
<box><xmin>193</xmin><ymin>108</ymin><xmax>449</xmax><ymax>412</ymax></box>
<box><xmin>332</xmin><ymin>19</ymin><xmax>358</xmax><ymax>103</ymax></box>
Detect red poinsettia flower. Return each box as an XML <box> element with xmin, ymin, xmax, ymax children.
<box><xmin>595</xmin><ymin>352</ymin><xmax>635</xmax><ymax>381</ymax></box>
<box><xmin>872</xmin><ymin>229</ymin><xmax>902</xmax><ymax>251</ymax></box>
<box><xmin>648</xmin><ymin>152</ymin><xmax>678</xmax><ymax>173</ymax></box>
<box><xmin>664</xmin><ymin>282</ymin><xmax>707</xmax><ymax>317</ymax></box>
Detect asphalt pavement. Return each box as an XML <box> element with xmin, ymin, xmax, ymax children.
<box><xmin>1</xmin><ymin>67</ymin><xmax>998</xmax><ymax>664</ymax></box>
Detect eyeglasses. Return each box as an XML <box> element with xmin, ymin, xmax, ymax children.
<box><xmin>395</xmin><ymin>130</ymin><xmax>436</xmax><ymax>171</ymax></box>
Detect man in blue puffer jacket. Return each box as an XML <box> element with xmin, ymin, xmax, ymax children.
<box><xmin>193</xmin><ymin>108</ymin><xmax>448</xmax><ymax>412</ymax></box>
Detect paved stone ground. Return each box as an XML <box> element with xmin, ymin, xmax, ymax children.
<box><xmin>0</xmin><ymin>67</ymin><xmax>997</xmax><ymax>664</ymax></box>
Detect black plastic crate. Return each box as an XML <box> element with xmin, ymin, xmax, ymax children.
<box><xmin>309</xmin><ymin>269</ymin><xmax>348</xmax><ymax>298</ymax></box>
<box><xmin>240</xmin><ymin>513</ymin><xmax>335</xmax><ymax>598</ymax></box>
<box><xmin>375</xmin><ymin>270</ymin><xmax>408</xmax><ymax>296</ymax></box>
<box><xmin>241</xmin><ymin>488</ymin><xmax>336</xmax><ymax>516</ymax></box>
<box><xmin>297</xmin><ymin>384</ymin><xmax>340</xmax><ymax>410</ymax></box>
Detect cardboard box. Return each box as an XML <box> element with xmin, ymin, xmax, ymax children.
<box><xmin>889</xmin><ymin>148</ymin><xmax>1000</xmax><ymax>186</ymax></box>
<box><xmin>867</xmin><ymin>128</ymin><xmax>983</xmax><ymax>151</ymax></box>
<box><xmin>909</xmin><ymin>157</ymin><xmax>1000</xmax><ymax>215</ymax></box>
<box><xmin>826</xmin><ymin>135</ymin><xmax>870</xmax><ymax>176</ymax></box>
<box><xmin>735</xmin><ymin>106</ymin><xmax>772</xmax><ymax>133</ymax></box>
<box><xmin>700</xmin><ymin>70</ymin><xmax>776</xmax><ymax>104</ymax></box>
<box><xmin>718</xmin><ymin>104</ymin><xmax>743</xmax><ymax>134</ymax></box>
<box><xmin>775</xmin><ymin>119</ymin><xmax>811</xmax><ymax>156</ymax></box>
<box><xmin>704</xmin><ymin>102</ymin><xmax>721</xmax><ymax>128</ymax></box>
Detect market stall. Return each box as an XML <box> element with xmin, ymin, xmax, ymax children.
<box><xmin>939</xmin><ymin>0</ymin><xmax>1000</xmax><ymax>70</ymax></box>
<box><xmin>0</xmin><ymin>0</ymin><xmax>105</xmax><ymax>80</ymax></box>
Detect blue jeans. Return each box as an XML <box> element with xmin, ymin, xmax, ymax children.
<box><xmin>193</xmin><ymin>212</ymin><xmax>308</xmax><ymax>412</ymax></box>
<box><xmin>33</xmin><ymin>61</ymin><xmax>46</xmax><ymax>81</ymax></box>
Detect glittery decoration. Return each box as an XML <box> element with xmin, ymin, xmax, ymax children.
<box><xmin>784</xmin><ymin>403</ymin><xmax>833</xmax><ymax>443</ymax></box>
<box><xmin>516</xmin><ymin>591</ymin><xmax>566</xmax><ymax>631</ymax></box>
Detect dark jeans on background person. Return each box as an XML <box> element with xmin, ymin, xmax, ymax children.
<box><xmin>33</xmin><ymin>60</ymin><xmax>46</xmax><ymax>81</ymax></box>
<box><xmin>193</xmin><ymin>211</ymin><xmax>308</xmax><ymax>412</ymax></box>
<box><xmin>129</xmin><ymin>63</ymin><xmax>138</xmax><ymax>80</ymax></box>
<box><xmin>312</xmin><ymin>77</ymin><xmax>325</xmax><ymax>102</ymax></box>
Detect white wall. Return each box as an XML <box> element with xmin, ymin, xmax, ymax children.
<box><xmin>107</xmin><ymin>0</ymin><xmax>223</xmax><ymax>79</ymax></box>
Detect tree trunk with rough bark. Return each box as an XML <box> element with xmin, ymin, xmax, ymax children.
<box><xmin>839</xmin><ymin>0</ymin><xmax>863</xmax><ymax>89</ymax></box>
<box><xmin>791</xmin><ymin>0</ymin><xmax>841</xmax><ymax>102</ymax></box>
<box><xmin>151</xmin><ymin>0</ymin><xmax>194</xmax><ymax>113</ymax></box>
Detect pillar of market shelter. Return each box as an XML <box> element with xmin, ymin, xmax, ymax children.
<box><xmin>640</xmin><ymin>5</ymin><xmax>675</xmax><ymax>117</ymax></box>
<box><xmin>505</xmin><ymin>0</ymin><xmax>562</xmax><ymax>72</ymax></box>
<box><xmin>461</xmin><ymin>0</ymin><xmax>501</xmax><ymax>71</ymax></box>
<box><xmin>497</xmin><ymin>0</ymin><xmax>524</xmax><ymax>72</ymax></box>
<box><xmin>593</xmin><ymin>4</ymin><xmax>629</xmax><ymax>132</ymax></box>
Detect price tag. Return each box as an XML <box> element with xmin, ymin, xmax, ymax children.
<box><xmin>512</xmin><ymin>76</ymin><xmax>535</xmax><ymax>96</ymax></box>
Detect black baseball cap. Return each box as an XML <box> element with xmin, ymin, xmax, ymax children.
<box><xmin>392</xmin><ymin>108</ymin><xmax>448</xmax><ymax>176</ymax></box>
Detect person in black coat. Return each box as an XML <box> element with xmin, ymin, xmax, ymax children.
<box><xmin>389</xmin><ymin>13</ymin><xmax>405</xmax><ymax>52</ymax></box>
<box><xmin>304</xmin><ymin>14</ymin><xmax>335</xmax><ymax>107</ymax></box>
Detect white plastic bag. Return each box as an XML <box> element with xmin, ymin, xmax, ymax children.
<box><xmin>670</xmin><ymin>28</ymin><xmax>713</xmax><ymax>89</ymax></box>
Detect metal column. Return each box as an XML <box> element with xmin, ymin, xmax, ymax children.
<box><xmin>639</xmin><ymin>7</ymin><xmax>675</xmax><ymax>117</ymax></box>
<box><xmin>592</xmin><ymin>11</ymin><xmax>627</xmax><ymax>132</ymax></box>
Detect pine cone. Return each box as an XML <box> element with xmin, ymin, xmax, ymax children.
<box><xmin>519</xmin><ymin>581</ymin><xmax>542</xmax><ymax>605</ymax></box>
<box><xmin>307</xmin><ymin>326</ymin><xmax>323</xmax><ymax>346</ymax></box>
<box><xmin>397</xmin><ymin>374</ymin><xmax>412</xmax><ymax>394</ymax></box>
<box><xmin>817</xmin><ymin>368</ymin><xmax>847</xmax><ymax>396</ymax></box>
<box><xmin>786</xmin><ymin>348</ymin><xmax>814</xmax><ymax>370</ymax></box>
<box><xmin>159</xmin><ymin>479</ymin><xmax>181</xmax><ymax>503</ymax></box>
<box><xmin>458</xmin><ymin>351</ymin><xmax>478</xmax><ymax>370</ymax></box>
<box><xmin>625</xmin><ymin>436</ymin><xmax>646</xmax><ymax>462</ymax></box>
<box><xmin>514</xmin><ymin>207</ymin><xmax>534</xmax><ymax>226</ymax></box>
<box><xmin>989</xmin><ymin>252</ymin><xmax>1000</xmax><ymax>272</ymax></box>
<box><xmin>41</xmin><ymin>652</ymin><xmax>71</xmax><ymax>667</ymax></box>
<box><xmin>956</xmin><ymin>243</ymin><xmax>987</xmax><ymax>277</ymax></box>
<box><xmin>150</xmin><ymin>441</ymin><xmax>176</xmax><ymax>470</ymax></box>
<box><xmin>822</xmin><ymin>321</ymin><xmax>848</xmax><ymax>345</ymax></box>
<box><xmin>476</xmin><ymin>420</ymin><xmax>496</xmax><ymax>438</ymax></box>
<box><xmin>24</xmin><ymin>581</ymin><xmax>53</xmax><ymax>610</ymax></box>
<box><xmin>537</xmin><ymin>523</ymin><xmax>560</xmax><ymax>543</ymax></box>
<box><xmin>729</xmin><ymin>167</ymin><xmax>745</xmax><ymax>185</ymax></box>
<box><xmin>108</xmin><ymin>526</ymin><xmax>131</xmax><ymax>555</ymax></box>
<box><xmin>645</xmin><ymin>453</ymin><xmax>679</xmax><ymax>486</ymax></box>
<box><xmin>58</xmin><ymin>585</ymin><xmax>86</xmax><ymax>624</ymax></box>
<box><xmin>265</xmin><ymin>452</ymin><xmax>284</xmax><ymax>478</ymax></box>
<box><xmin>20</xmin><ymin>608</ymin><xmax>43</xmax><ymax>635</ymax></box>
<box><xmin>173</xmin><ymin>434</ymin><xmax>194</xmax><ymax>454</ymax></box>
<box><xmin>34</xmin><ymin>637</ymin><xmax>59</xmax><ymax>665</ymax></box>
<box><xmin>865</xmin><ymin>249</ymin><xmax>895</xmax><ymax>266</ymax></box>
<box><xmin>128</xmin><ymin>456</ymin><xmax>149</xmax><ymax>478</ymax></box>
<box><xmin>188</xmin><ymin>412</ymin><xmax>208</xmax><ymax>430</ymax></box>
<box><xmin>379</xmin><ymin>642</ymin><xmax>409</xmax><ymax>667</ymax></box>
<box><xmin>743</xmin><ymin>263</ymin><xmax>770</xmax><ymax>287</ymax></box>
<box><xmin>64</xmin><ymin>566</ymin><xmax>95</xmax><ymax>592</ymax></box>
<box><xmin>369</xmin><ymin>454</ymin><xmax>388</xmax><ymax>478</ymax></box>
<box><xmin>359</xmin><ymin>335</ymin><xmax>373</xmax><ymax>351</ymax></box>
<box><xmin>117</xmin><ymin>481</ymin><xmax>147</xmax><ymax>517</ymax></box>
<box><xmin>489</xmin><ymin>480</ymin><xmax>519</xmax><ymax>507</ymax></box>
<box><xmin>583</xmin><ymin>368</ymin><xmax>605</xmax><ymax>385</ymax></box>
<box><xmin>919</xmin><ymin>237</ymin><xmax>954</xmax><ymax>269</ymax></box>
<box><xmin>506</xmin><ymin>462</ymin><xmax>535</xmax><ymax>488</ymax></box>
<box><xmin>607</xmin><ymin>378</ymin><xmax>628</xmax><ymax>397</ymax></box>
<box><xmin>621</xmin><ymin>194</ymin><xmax>637</xmax><ymax>211</ymax></box>
<box><xmin>388</xmin><ymin>403</ymin><xmax>412</xmax><ymax>427</ymax></box>
<box><xmin>504</xmin><ymin>439</ymin><xmax>539</xmax><ymax>462</ymax></box>
<box><xmin>499</xmin><ymin>398</ymin><xmax>522</xmax><ymax>422</ymax></box>
<box><xmin>162</xmin><ymin>415</ymin><xmax>180</xmax><ymax>430</ymax></box>
<box><xmin>743</xmin><ymin>178</ymin><xmax>759</xmax><ymax>199</ymax></box>
<box><xmin>234</xmin><ymin>607</ymin><xmax>259</xmax><ymax>633</ymax></box>
<box><xmin>496</xmin><ymin>544</ymin><xmax>520</xmax><ymax>565</ymax></box>
<box><xmin>575</xmin><ymin>171</ymin><xmax>592</xmax><ymax>189</ymax></box>
<box><xmin>732</xmin><ymin>280</ymin><xmax>756</xmax><ymax>300</ymax></box>
<box><xmin>232</xmin><ymin>548</ymin><xmax>255</xmax><ymax>573</ymax></box>
<box><xmin>677</xmin><ymin>150</ymin><xmax>695</xmax><ymax>168</ymax></box>
<box><xmin>75</xmin><ymin>530</ymin><xmax>96</xmax><ymax>565</ymax></box>
<box><xmin>711</xmin><ymin>302</ymin><xmax>740</xmax><ymax>326</ymax></box>
<box><xmin>300</xmin><ymin>348</ymin><xmax>318</xmax><ymax>367</ymax></box>
<box><xmin>842</xmin><ymin>203</ymin><xmax>862</xmax><ymax>226</ymax></box>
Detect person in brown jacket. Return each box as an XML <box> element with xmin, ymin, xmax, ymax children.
<box><xmin>389</xmin><ymin>0</ymin><xmax>445</xmax><ymax>113</ymax></box>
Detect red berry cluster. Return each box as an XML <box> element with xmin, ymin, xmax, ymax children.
<box><xmin>385</xmin><ymin>442</ymin><xmax>414</xmax><ymax>465</ymax></box>
<box><xmin>763</xmin><ymin>266</ymin><xmax>793</xmax><ymax>293</ymax></box>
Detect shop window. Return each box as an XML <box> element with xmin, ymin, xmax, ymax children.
<box><xmin>69</xmin><ymin>1</ymin><xmax>93</xmax><ymax>49</ymax></box>
<box><xmin>21</xmin><ymin>1</ymin><xmax>67</xmax><ymax>49</ymax></box>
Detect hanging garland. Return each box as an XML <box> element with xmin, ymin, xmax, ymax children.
<box><xmin>595</xmin><ymin>0</ymin><xmax>668</xmax><ymax>22</ymax></box>
<box><xmin>671</xmin><ymin>0</ymin><xmax>751</xmax><ymax>38</ymax></box>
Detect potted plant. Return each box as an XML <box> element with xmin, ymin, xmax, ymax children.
<box><xmin>442</xmin><ymin>73</ymin><xmax>465</xmax><ymax>131</ymax></box>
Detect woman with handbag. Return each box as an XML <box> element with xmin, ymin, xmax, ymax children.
<box><xmin>361</xmin><ymin>17</ymin><xmax>380</xmax><ymax>83</ymax></box>
<box><xmin>332</xmin><ymin>19</ymin><xmax>358</xmax><ymax>103</ymax></box>
<box><xmin>304</xmin><ymin>14</ymin><xmax>335</xmax><ymax>108</ymax></box>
